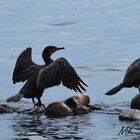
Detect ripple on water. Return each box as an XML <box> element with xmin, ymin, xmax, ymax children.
<box><xmin>11</xmin><ymin>114</ymin><xmax>94</xmax><ymax>139</ymax></box>
<box><xmin>47</xmin><ymin>21</ymin><xmax>79</xmax><ymax>27</ymax></box>
<box><xmin>8</xmin><ymin>101</ymin><xmax>131</xmax><ymax>140</ymax></box>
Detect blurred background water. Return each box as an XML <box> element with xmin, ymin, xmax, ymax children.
<box><xmin>0</xmin><ymin>0</ymin><xmax>140</xmax><ymax>139</ymax></box>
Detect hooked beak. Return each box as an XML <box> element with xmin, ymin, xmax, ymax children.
<box><xmin>53</xmin><ymin>47</ymin><xmax>65</xmax><ymax>53</ymax></box>
<box><xmin>50</xmin><ymin>47</ymin><xmax>65</xmax><ymax>55</ymax></box>
<box><xmin>56</xmin><ymin>47</ymin><xmax>65</xmax><ymax>51</ymax></box>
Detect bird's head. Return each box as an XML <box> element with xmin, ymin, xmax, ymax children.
<box><xmin>42</xmin><ymin>46</ymin><xmax>65</xmax><ymax>64</ymax></box>
<box><xmin>43</xmin><ymin>46</ymin><xmax>65</xmax><ymax>56</ymax></box>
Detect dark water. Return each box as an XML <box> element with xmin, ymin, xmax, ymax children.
<box><xmin>0</xmin><ymin>0</ymin><xmax>140</xmax><ymax>139</ymax></box>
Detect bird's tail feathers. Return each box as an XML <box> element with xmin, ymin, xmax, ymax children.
<box><xmin>6</xmin><ymin>93</ymin><xmax>24</xmax><ymax>102</ymax></box>
<box><xmin>105</xmin><ymin>83</ymin><xmax>123</xmax><ymax>95</ymax></box>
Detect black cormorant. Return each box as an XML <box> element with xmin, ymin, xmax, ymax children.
<box><xmin>105</xmin><ymin>58</ymin><xmax>140</xmax><ymax>95</ymax></box>
<box><xmin>7</xmin><ymin>46</ymin><xmax>87</xmax><ymax>107</ymax></box>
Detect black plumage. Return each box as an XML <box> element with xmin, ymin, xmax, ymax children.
<box><xmin>7</xmin><ymin>46</ymin><xmax>87</xmax><ymax>106</ymax></box>
<box><xmin>105</xmin><ymin>58</ymin><xmax>140</xmax><ymax>95</ymax></box>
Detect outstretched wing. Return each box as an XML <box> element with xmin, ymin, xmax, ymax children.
<box><xmin>36</xmin><ymin>57</ymin><xmax>88</xmax><ymax>92</ymax></box>
<box><xmin>12</xmin><ymin>47</ymin><xmax>36</xmax><ymax>84</ymax></box>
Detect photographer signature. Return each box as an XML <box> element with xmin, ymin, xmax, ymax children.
<box><xmin>118</xmin><ymin>125</ymin><xmax>135</xmax><ymax>136</ymax></box>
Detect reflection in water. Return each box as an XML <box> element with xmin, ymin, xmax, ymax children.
<box><xmin>12</xmin><ymin>114</ymin><xmax>93</xmax><ymax>139</ymax></box>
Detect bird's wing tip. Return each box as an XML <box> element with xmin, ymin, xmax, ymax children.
<box><xmin>105</xmin><ymin>92</ymin><xmax>113</xmax><ymax>96</ymax></box>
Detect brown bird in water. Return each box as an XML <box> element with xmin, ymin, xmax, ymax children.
<box><xmin>105</xmin><ymin>58</ymin><xmax>140</xmax><ymax>95</ymax></box>
<box><xmin>7</xmin><ymin>46</ymin><xmax>87</xmax><ymax>107</ymax></box>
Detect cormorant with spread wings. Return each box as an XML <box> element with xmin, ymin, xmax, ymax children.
<box><xmin>7</xmin><ymin>46</ymin><xmax>87</xmax><ymax>107</ymax></box>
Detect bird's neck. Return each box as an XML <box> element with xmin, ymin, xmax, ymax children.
<box><xmin>42</xmin><ymin>53</ymin><xmax>53</xmax><ymax>65</ymax></box>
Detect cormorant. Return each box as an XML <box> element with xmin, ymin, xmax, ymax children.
<box><xmin>7</xmin><ymin>46</ymin><xmax>87</xmax><ymax>107</ymax></box>
<box><xmin>105</xmin><ymin>58</ymin><xmax>140</xmax><ymax>95</ymax></box>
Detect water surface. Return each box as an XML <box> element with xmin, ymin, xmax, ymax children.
<box><xmin>0</xmin><ymin>0</ymin><xmax>140</xmax><ymax>139</ymax></box>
